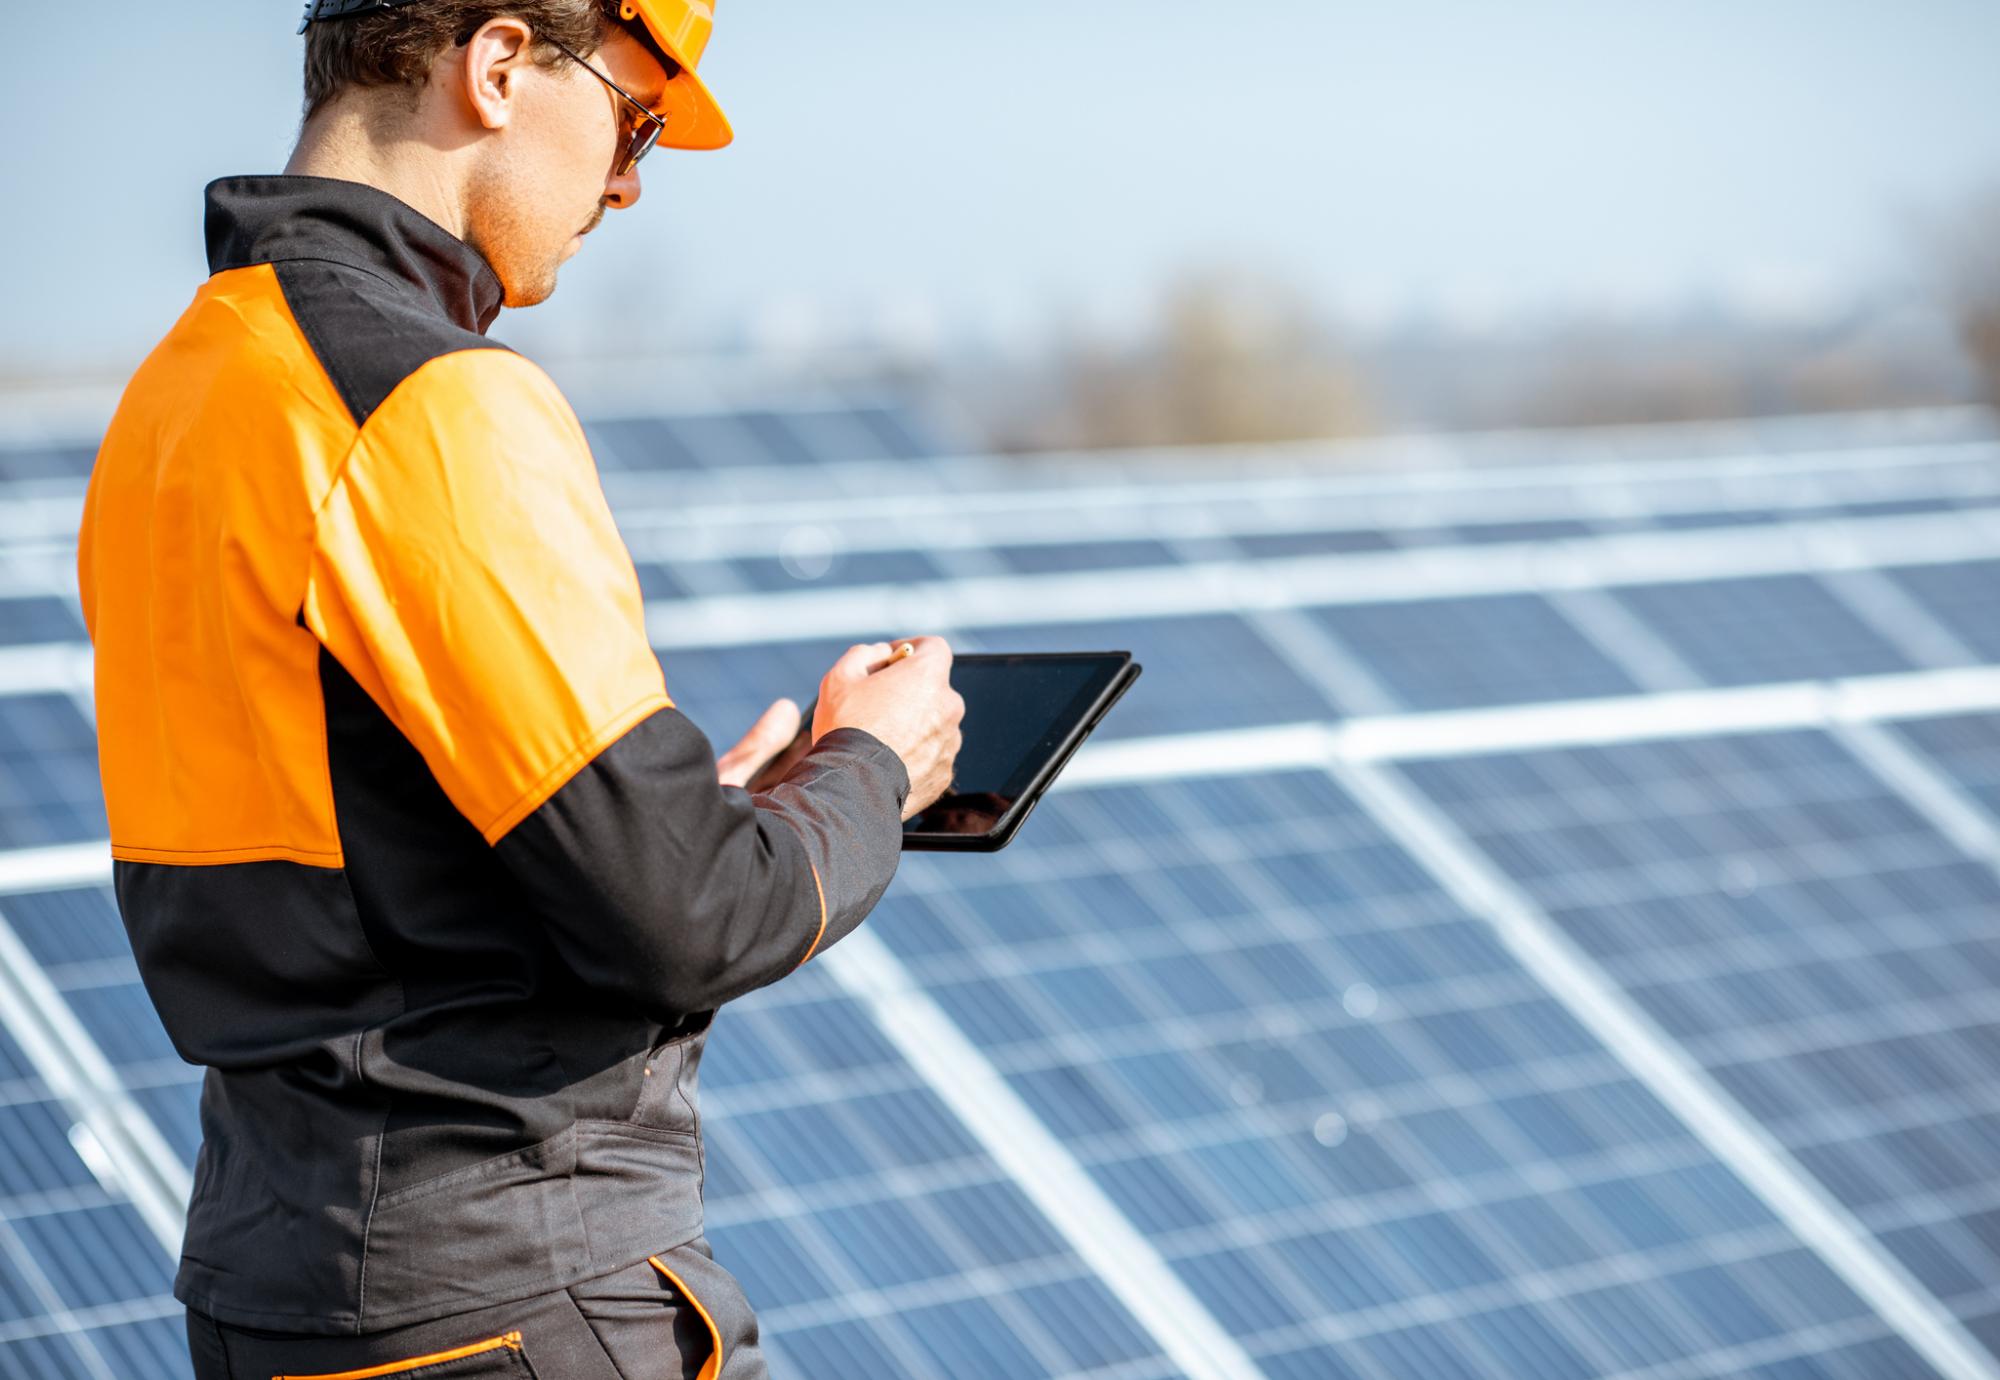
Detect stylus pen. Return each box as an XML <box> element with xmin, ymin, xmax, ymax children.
<box><xmin>869</xmin><ymin>641</ymin><xmax>916</xmax><ymax>674</ymax></box>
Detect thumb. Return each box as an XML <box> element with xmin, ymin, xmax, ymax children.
<box><xmin>716</xmin><ymin>698</ymin><xmax>802</xmax><ymax>786</ymax></box>
<box><xmin>748</xmin><ymin>697</ymin><xmax>801</xmax><ymax>744</ymax></box>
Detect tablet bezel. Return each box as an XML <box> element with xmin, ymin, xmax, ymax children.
<box><xmin>901</xmin><ymin>651</ymin><xmax>1141</xmax><ymax>852</ymax></box>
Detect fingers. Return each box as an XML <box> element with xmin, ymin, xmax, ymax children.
<box><xmin>825</xmin><ymin>636</ymin><xmax>954</xmax><ymax>682</ymax></box>
<box><xmin>825</xmin><ymin>641</ymin><xmax>895</xmax><ymax>683</ymax></box>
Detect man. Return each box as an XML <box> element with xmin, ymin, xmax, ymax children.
<box><xmin>75</xmin><ymin>0</ymin><xmax>963</xmax><ymax>1375</ymax></box>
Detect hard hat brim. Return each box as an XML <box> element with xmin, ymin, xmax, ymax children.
<box><xmin>621</xmin><ymin>0</ymin><xmax>733</xmax><ymax>150</ymax></box>
<box><xmin>653</xmin><ymin>62</ymin><xmax>732</xmax><ymax>150</ymax></box>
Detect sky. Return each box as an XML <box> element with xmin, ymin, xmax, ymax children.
<box><xmin>4</xmin><ymin>0</ymin><xmax>1999</xmax><ymax>374</ymax></box>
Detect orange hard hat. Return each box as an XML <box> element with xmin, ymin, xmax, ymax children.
<box><xmin>618</xmin><ymin>0</ymin><xmax>733</xmax><ymax>150</ymax></box>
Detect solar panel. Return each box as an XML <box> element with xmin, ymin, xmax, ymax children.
<box><xmin>657</xmin><ymin>636</ymin><xmax>896</xmax><ymax>752</ymax></box>
<box><xmin>573</xmin><ymin>402</ymin><xmax>951</xmax><ymax>476</ymax></box>
<box><xmin>0</xmin><ymin>695</ymin><xmax>108</xmax><ymax>849</ymax></box>
<box><xmin>1887</xmin><ymin>562</ymin><xmax>2000</xmax><ymax>663</ymax></box>
<box><xmin>1304</xmin><ymin>595</ymin><xmax>1643</xmax><ymax>712</ymax></box>
<box><xmin>957</xmin><ymin>614</ymin><xmax>1335</xmax><ymax>740</ymax></box>
<box><xmin>0</xmin><ymin>1053</ymin><xmax>183</xmax><ymax>1379</ymax></box>
<box><xmin>872</xmin><ymin>770</ymin><xmax>1953</xmax><ymax>1379</ymax></box>
<box><xmin>1400</xmin><ymin>730</ymin><xmax>2000</xmax><ymax>1361</ymax></box>
<box><xmin>0</xmin><ymin>410</ymin><xmax>1997</xmax><ymax>1377</ymax></box>
<box><xmin>729</xmin><ymin>547</ymin><xmax>947</xmax><ymax>592</ymax></box>
<box><xmin>1892</xmin><ymin>712</ymin><xmax>2000</xmax><ymax>820</ymax></box>
<box><xmin>704</xmin><ymin>969</ymin><xmax>1183</xmax><ymax>1379</ymax></box>
<box><xmin>1608</xmin><ymin>576</ymin><xmax>1918</xmax><ymax>686</ymax></box>
<box><xmin>0</xmin><ymin>446</ymin><xmax>94</xmax><ymax>484</ymax></box>
<box><xmin>990</xmin><ymin>540</ymin><xmax>1185</xmax><ymax>575</ymax></box>
<box><xmin>0</xmin><ymin>598</ymin><xmax>82</xmax><ymax>648</ymax></box>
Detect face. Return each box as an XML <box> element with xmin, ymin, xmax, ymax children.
<box><xmin>462</xmin><ymin>23</ymin><xmax>670</xmax><ymax>308</ymax></box>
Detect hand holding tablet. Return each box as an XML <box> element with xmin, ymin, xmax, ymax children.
<box><xmin>747</xmin><ymin>648</ymin><xmax>1142</xmax><ymax>851</ymax></box>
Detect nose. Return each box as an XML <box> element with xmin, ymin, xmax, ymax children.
<box><xmin>603</xmin><ymin>164</ymin><xmax>642</xmax><ymax>211</ymax></box>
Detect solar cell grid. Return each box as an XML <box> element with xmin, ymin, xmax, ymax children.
<box><xmin>1232</xmin><ymin>530</ymin><xmax>1397</xmax><ymax>560</ymax></box>
<box><xmin>0</xmin><ymin>695</ymin><xmax>107</xmax><ymax>849</ymax></box>
<box><xmin>729</xmin><ymin>547</ymin><xmax>946</xmax><ymax>592</ymax></box>
<box><xmin>1886</xmin><ymin>562</ymin><xmax>2000</xmax><ymax>663</ymax></box>
<box><xmin>1439</xmin><ymin>518</ymin><xmax>1598</xmax><ymax>546</ymax></box>
<box><xmin>1401</xmin><ymin>729</ymin><xmax>2000</xmax><ymax>1363</ymax></box>
<box><xmin>698</xmin><ymin>964</ymin><xmax>1182</xmax><ymax>1380</ymax></box>
<box><xmin>0</xmin><ymin>419</ymin><xmax>1996</xmax><ymax>1377</ymax></box>
<box><xmin>0</xmin><ymin>598</ymin><xmax>81</xmax><ymax>648</ymax></box>
<box><xmin>872</xmin><ymin>769</ymin><xmax>1943</xmax><ymax>1378</ymax></box>
<box><xmin>0</xmin><ymin>447</ymin><xmax>93</xmax><ymax>484</ymax></box>
<box><xmin>957</xmin><ymin>614</ymin><xmax>1333</xmax><ymax>740</ymax></box>
<box><xmin>1303</xmin><ymin>594</ymin><xmax>1642</xmax><ymax>712</ymax></box>
<box><xmin>657</xmin><ymin>636</ymin><xmax>890</xmax><ymax>752</ymax></box>
<box><xmin>0</xmin><ymin>1093</ymin><xmax>185</xmax><ymax>1380</ymax></box>
<box><xmin>990</xmin><ymin>540</ymin><xmax>1184</xmax><ymax>576</ymax></box>
<box><xmin>1892</xmin><ymin>711</ymin><xmax>2000</xmax><ymax>820</ymax></box>
<box><xmin>585</xmin><ymin>417</ymin><xmax>704</xmax><ymax>471</ymax></box>
<box><xmin>0</xmin><ymin>887</ymin><xmax>205</xmax><ymax>1193</ymax></box>
<box><xmin>1609</xmin><ymin>575</ymin><xmax>1916</xmax><ymax>687</ymax></box>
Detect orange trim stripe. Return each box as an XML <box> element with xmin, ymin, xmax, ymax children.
<box><xmin>273</xmin><ymin>1330</ymin><xmax>521</xmax><ymax>1380</ymax></box>
<box><xmin>648</xmin><ymin>1255</ymin><xmax>724</xmax><ymax>1380</ymax></box>
<box><xmin>795</xmin><ymin>859</ymin><xmax>829</xmax><ymax>967</ymax></box>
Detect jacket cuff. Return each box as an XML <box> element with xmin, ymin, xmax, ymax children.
<box><xmin>753</xmin><ymin>726</ymin><xmax>909</xmax><ymax>965</ymax></box>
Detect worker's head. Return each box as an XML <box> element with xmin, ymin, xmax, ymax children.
<box><xmin>299</xmin><ymin>1</ymin><xmax>724</xmax><ymax>307</ymax></box>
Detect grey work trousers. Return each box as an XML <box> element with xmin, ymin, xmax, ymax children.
<box><xmin>184</xmin><ymin>1236</ymin><xmax>767</xmax><ymax>1380</ymax></box>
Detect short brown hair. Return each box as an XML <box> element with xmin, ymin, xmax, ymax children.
<box><xmin>302</xmin><ymin>0</ymin><xmax>619</xmax><ymax>122</ymax></box>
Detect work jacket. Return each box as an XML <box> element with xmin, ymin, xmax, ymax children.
<box><xmin>76</xmin><ymin>174</ymin><xmax>910</xmax><ymax>1333</ymax></box>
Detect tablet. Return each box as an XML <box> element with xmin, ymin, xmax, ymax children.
<box><xmin>747</xmin><ymin>652</ymin><xmax>1141</xmax><ymax>851</ymax></box>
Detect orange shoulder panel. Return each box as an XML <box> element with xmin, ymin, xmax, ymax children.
<box><xmin>303</xmin><ymin>349</ymin><xmax>671</xmax><ymax>844</ymax></box>
<box><xmin>83</xmin><ymin>263</ymin><xmax>358</xmax><ymax>867</ymax></box>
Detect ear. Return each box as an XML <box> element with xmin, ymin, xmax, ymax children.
<box><xmin>459</xmin><ymin>17</ymin><xmax>538</xmax><ymax>132</ymax></box>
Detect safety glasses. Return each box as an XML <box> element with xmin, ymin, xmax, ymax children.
<box><xmin>541</xmin><ymin>32</ymin><xmax>674</xmax><ymax>176</ymax></box>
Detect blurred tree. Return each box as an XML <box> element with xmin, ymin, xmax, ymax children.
<box><xmin>1945</xmin><ymin>189</ymin><xmax>2000</xmax><ymax>408</ymax></box>
<box><xmin>1043</xmin><ymin>270</ymin><xmax>1373</xmax><ymax>452</ymax></box>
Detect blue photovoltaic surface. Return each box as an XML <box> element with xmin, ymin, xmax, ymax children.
<box><xmin>1402</xmin><ymin>730</ymin><xmax>2000</xmax><ymax>1360</ymax></box>
<box><xmin>989</xmin><ymin>540</ymin><xmax>1184</xmax><ymax>576</ymax></box>
<box><xmin>0</xmin><ymin>886</ymin><xmax>203</xmax><ymax>1164</ymax></box>
<box><xmin>0</xmin><ymin>1016</ymin><xmax>186</xmax><ymax>1380</ymax></box>
<box><xmin>657</xmin><ymin>636</ymin><xmax>897</xmax><ymax>753</ymax></box>
<box><xmin>586</xmin><ymin>417</ymin><xmax>706</xmax><ymax>471</ymax></box>
<box><xmin>0</xmin><ymin>598</ymin><xmax>82</xmax><ymax>647</ymax></box>
<box><xmin>1303</xmin><ymin>595</ymin><xmax>1642</xmax><ymax>712</ymax></box>
<box><xmin>1438</xmin><ymin>518</ymin><xmax>1599</xmax><ymax>546</ymax></box>
<box><xmin>0</xmin><ymin>695</ymin><xmax>108</xmax><ymax>850</ymax></box>
<box><xmin>729</xmin><ymin>547</ymin><xmax>947</xmax><ymax>592</ymax></box>
<box><xmin>1233</xmin><ymin>530</ymin><xmax>1396</xmax><ymax>560</ymax></box>
<box><xmin>0</xmin><ymin>420</ymin><xmax>1997</xmax><ymax>1378</ymax></box>
<box><xmin>866</xmin><ymin>769</ymin><xmax>1945</xmax><ymax>1380</ymax></box>
<box><xmin>0</xmin><ymin>447</ymin><xmax>94</xmax><ymax>484</ymax></box>
<box><xmin>1609</xmin><ymin>575</ymin><xmax>1916</xmax><ymax>686</ymax></box>
<box><xmin>1893</xmin><ymin>711</ymin><xmax>2000</xmax><ymax>821</ymax></box>
<box><xmin>956</xmin><ymin>614</ymin><xmax>1334</xmax><ymax>741</ymax></box>
<box><xmin>677</xmin><ymin>964</ymin><xmax>1183</xmax><ymax>1380</ymax></box>
<box><xmin>1887</xmin><ymin>561</ymin><xmax>2000</xmax><ymax>663</ymax></box>
<box><xmin>584</xmin><ymin>405</ymin><xmax>945</xmax><ymax>474</ymax></box>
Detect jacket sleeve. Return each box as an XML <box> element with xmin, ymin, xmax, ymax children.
<box><xmin>302</xmin><ymin>347</ymin><xmax>909</xmax><ymax>1019</ymax></box>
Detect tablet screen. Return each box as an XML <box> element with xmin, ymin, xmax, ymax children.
<box><xmin>903</xmin><ymin>653</ymin><xmax>1128</xmax><ymax>840</ymax></box>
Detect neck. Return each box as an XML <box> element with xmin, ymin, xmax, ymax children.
<box><xmin>286</xmin><ymin>104</ymin><xmax>470</xmax><ymax>242</ymax></box>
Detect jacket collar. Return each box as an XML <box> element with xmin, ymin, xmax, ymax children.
<box><xmin>204</xmin><ymin>174</ymin><xmax>505</xmax><ymax>335</ymax></box>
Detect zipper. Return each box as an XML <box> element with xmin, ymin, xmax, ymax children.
<box><xmin>274</xmin><ymin>1330</ymin><xmax>523</xmax><ymax>1380</ymax></box>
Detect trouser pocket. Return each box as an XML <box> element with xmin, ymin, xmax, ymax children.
<box><xmin>570</xmin><ymin>1239</ymin><xmax>765</xmax><ymax>1380</ymax></box>
<box><xmin>647</xmin><ymin>1256</ymin><xmax>722</xmax><ymax>1380</ymax></box>
<box><xmin>274</xmin><ymin>1329</ymin><xmax>537</xmax><ymax>1378</ymax></box>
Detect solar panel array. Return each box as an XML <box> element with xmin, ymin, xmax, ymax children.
<box><xmin>0</xmin><ymin>397</ymin><xmax>1998</xmax><ymax>1379</ymax></box>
